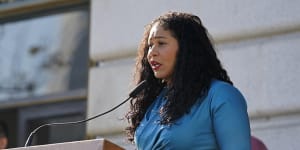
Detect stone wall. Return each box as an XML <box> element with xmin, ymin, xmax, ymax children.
<box><xmin>88</xmin><ymin>0</ymin><xmax>300</xmax><ymax>149</ymax></box>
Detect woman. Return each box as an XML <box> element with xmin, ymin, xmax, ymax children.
<box><xmin>126</xmin><ymin>12</ymin><xmax>251</xmax><ymax>149</ymax></box>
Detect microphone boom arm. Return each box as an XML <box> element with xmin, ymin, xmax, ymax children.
<box><xmin>24</xmin><ymin>80</ymin><xmax>147</xmax><ymax>147</ymax></box>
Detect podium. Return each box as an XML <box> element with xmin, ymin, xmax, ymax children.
<box><xmin>7</xmin><ymin>139</ymin><xmax>125</xmax><ymax>150</ymax></box>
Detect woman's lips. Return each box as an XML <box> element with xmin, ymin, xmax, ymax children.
<box><xmin>150</xmin><ymin>61</ymin><xmax>162</xmax><ymax>71</ymax></box>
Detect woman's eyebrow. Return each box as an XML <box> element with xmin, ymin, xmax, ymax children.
<box><xmin>153</xmin><ymin>35</ymin><xmax>166</xmax><ymax>39</ymax></box>
<box><xmin>149</xmin><ymin>36</ymin><xmax>167</xmax><ymax>41</ymax></box>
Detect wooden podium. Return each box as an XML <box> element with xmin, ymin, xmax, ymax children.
<box><xmin>7</xmin><ymin>139</ymin><xmax>125</xmax><ymax>150</ymax></box>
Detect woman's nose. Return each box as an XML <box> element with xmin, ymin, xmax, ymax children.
<box><xmin>148</xmin><ymin>46</ymin><xmax>158</xmax><ymax>58</ymax></box>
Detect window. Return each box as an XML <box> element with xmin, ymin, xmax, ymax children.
<box><xmin>0</xmin><ymin>0</ymin><xmax>90</xmax><ymax>148</ymax></box>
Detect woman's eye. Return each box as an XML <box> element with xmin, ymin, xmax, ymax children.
<box><xmin>158</xmin><ymin>42</ymin><xmax>166</xmax><ymax>45</ymax></box>
<box><xmin>148</xmin><ymin>41</ymin><xmax>166</xmax><ymax>48</ymax></box>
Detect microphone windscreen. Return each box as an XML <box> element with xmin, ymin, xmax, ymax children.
<box><xmin>129</xmin><ymin>80</ymin><xmax>147</xmax><ymax>98</ymax></box>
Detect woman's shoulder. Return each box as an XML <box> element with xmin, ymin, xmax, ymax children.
<box><xmin>208</xmin><ymin>79</ymin><xmax>247</xmax><ymax>109</ymax></box>
<box><xmin>209</xmin><ymin>80</ymin><xmax>242</xmax><ymax>97</ymax></box>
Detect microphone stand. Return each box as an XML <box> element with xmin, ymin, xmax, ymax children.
<box><xmin>25</xmin><ymin>80</ymin><xmax>147</xmax><ymax>147</ymax></box>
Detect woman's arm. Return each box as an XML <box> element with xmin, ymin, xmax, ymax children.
<box><xmin>211</xmin><ymin>84</ymin><xmax>251</xmax><ymax>150</ymax></box>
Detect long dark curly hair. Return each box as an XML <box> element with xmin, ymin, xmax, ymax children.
<box><xmin>125</xmin><ymin>12</ymin><xmax>232</xmax><ymax>141</ymax></box>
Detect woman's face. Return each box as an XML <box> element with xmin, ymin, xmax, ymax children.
<box><xmin>147</xmin><ymin>22</ymin><xmax>179</xmax><ymax>83</ymax></box>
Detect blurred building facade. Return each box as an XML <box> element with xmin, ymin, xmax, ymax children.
<box><xmin>0</xmin><ymin>0</ymin><xmax>89</xmax><ymax>148</ymax></box>
<box><xmin>0</xmin><ymin>0</ymin><xmax>299</xmax><ymax>149</ymax></box>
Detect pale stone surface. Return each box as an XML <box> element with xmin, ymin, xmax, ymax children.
<box><xmin>251</xmin><ymin>113</ymin><xmax>300</xmax><ymax>150</ymax></box>
<box><xmin>90</xmin><ymin>0</ymin><xmax>300</xmax><ymax>60</ymax></box>
<box><xmin>88</xmin><ymin>0</ymin><xmax>300</xmax><ymax>149</ymax></box>
<box><xmin>217</xmin><ymin>31</ymin><xmax>300</xmax><ymax>117</ymax></box>
<box><xmin>87</xmin><ymin>58</ymin><xmax>135</xmax><ymax>135</ymax></box>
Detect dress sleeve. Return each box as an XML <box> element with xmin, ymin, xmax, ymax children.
<box><xmin>211</xmin><ymin>84</ymin><xmax>251</xmax><ymax>150</ymax></box>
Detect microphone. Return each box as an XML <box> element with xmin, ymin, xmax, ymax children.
<box><xmin>24</xmin><ymin>80</ymin><xmax>147</xmax><ymax>147</ymax></box>
<box><xmin>129</xmin><ymin>80</ymin><xmax>147</xmax><ymax>97</ymax></box>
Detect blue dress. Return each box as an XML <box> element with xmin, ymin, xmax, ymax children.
<box><xmin>135</xmin><ymin>80</ymin><xmax>251</xmax><ymax>150</ymax></box>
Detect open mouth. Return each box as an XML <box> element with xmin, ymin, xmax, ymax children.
<box><xmin>150</xmin><ymin>61</ymin><xmax>162</xmax><ymax>71</ymax></box>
